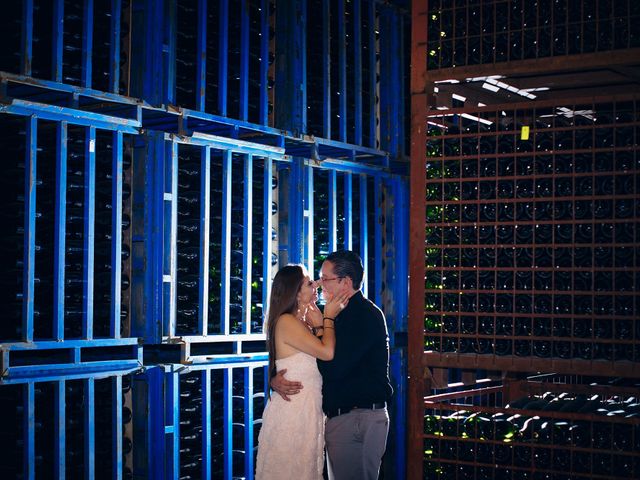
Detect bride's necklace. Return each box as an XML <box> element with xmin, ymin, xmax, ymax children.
<box><xmin>296</xmin><ymin>309</ymin><xmax>314</xmax><ymax>332</ymax></box>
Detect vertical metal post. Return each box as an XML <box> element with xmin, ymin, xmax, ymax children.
<box><xmin>221</xmin><ymin>150</ymin><xmax>232</xmax><ymax>335</ymax></box>
<box><xmin>109</xmin><ymin>0</ymin><xmax>122</xmax><ymax>93</ymax></box>
<box><xmin>337</xmin><ymin>0</ymin><xmax>347</xmax><ymax>142</ymax></box>
<box><xmin>305</xmin><ymin>165</ymin><xmax>314</xmax><ymax>275</ymax></box>
<box><xmin>328</xmin><ymin>170</ymin><xmax>337</xmax><ymax>252</ymax></box>
<box><xmin>373</xmin><ymin>175</ymin><xmax>382</xmax><ymax>306</ymax></box>
<box><xmin>322</xmin><ymin>0</ymin><xmax>331</xmax><ymax>138</ymax></box>
<box><xmin>259</xmin><ymin>0</ymin><xmax>270</xmax><ymax>125</ymax></box>
<box><xmin>240</xmin><ymin>0</ymin><xmax>250</xmax><ymax>121</ymax></box>
<box><xmin>112</xmin><ymin>376</ymin><xmax>123</xmax><ymax>480</ymax></box>
<box><xmin>52</xmin><ymin>0</ymin><xmax>64</xmax><ymax>82</ymax></box>
<box><xmin>24</xmin><ymin>382</ymin><xmax>35</xmax><ymax>480</ymax></box>
<box><xmin>199</xmin><ymin>146</ymin><xmax>211</xmax><ymax>336</ymax></box>
<box><xmin>54</xmin><ymin>122</ymin><xmax>68</xmax><ymax>341</ymax></box>
<box><xmin>111</xmin><ymin>131</ymin><xmax>124</xmax><ymax>339</ymax></box>
<box><xmin>201</xmin><ymin>369</ymin><xmax>211</xmax><ymax>480</ymax></box>
<box><xmin>379</xmin><ymin>5</ymin><xmax>402</xmax><ymax>158</ymax></box>
<box><xmin>343</xmin><ymin>171</ymin><xmax>352</xmax><ymax>250</ymax></box>
<box><xmin>55</xmin><ymin>380</ymin><xmax>66</xmax><ymax>479</ymax></box>
<box><xmin>165</xmin><ymin>371</ymin><xmax>180</xmax><ymax>479</ymax></box>
<box><xmin>262</xmin><ymin>157</ymin><xmax>273</xmax><ymax>307</ymax></box>
<box><xmin>368</xmin><ymin>2</ymin><xmax>377</xmax><ymax>148</ymax></box>
<box><xmin>243</xmin><ymin>154</ymin><xmax>254</xmax><ymax>333</ymax></box>
<box><xmin>359</xmin><ymin>174</ymin><xmax>368</xmax><ymax>296</ymax></box>
<box><xmin>164</xmin><ymin>0</ymin><xmax>176</xmax><ymax>105</ymax></box>
<box><xmin>196</xmin><ymin>0</ymin><xmax>208</xmax><ymax>111</ymax></box>
<box><xmin>244</xmin><ymin>368</ymin><xmax>254</xmax><ymax>478</ymax></box>
<box><xmin>223</xmin><ymin>368</ymin><xmax>232</xmax><ymax>479</ymax></box>
<box><xmin>287</xmin><ymin>158</ymin><xmax>305</xmax><ymax>265</ymax></box>
<box><xmin>82</xmin><ymin>0</ymin><xmax>95</xmax><ymax>88</ymax></box>
<box><xmin>353</xmin><ymin>0</ymin><xmax>362</xmax><ymax>145</ymax></box>
<box><xmin>84</xmin><ymin>377</ymin><xmax>95</xmax><ymax>480</ymax></box>
<box><xmin>83</xmin><ymin>126</ymin><xmax>96</xmax><ymax>340</ymax></box>
<box><xmin>22</xmin><ymin>116</ymin><xmax>37</xmax><ymax>342</ymax></box>
<box><xmin>21</xmin><ymin>0</ymin><xmax>33</xmax><ymax>76</ymax></box>
<box><xmin>218</xmin><ymin>0</ymin><xmax>229</xmax><ymax>116</ymax></box>
<box><xmin>166</xmin><ymin>139</ymin><xmax>178</xmax><ymax>338</ymax></box>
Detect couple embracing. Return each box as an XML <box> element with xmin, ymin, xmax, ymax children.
<box><xmin>256</xmin><ymin>250</ymin><xmax>393</xmax><ymax>480</ymax></box>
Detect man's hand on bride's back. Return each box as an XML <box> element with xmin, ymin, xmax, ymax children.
<box><xmin>271</xmin><ymin>368</ymin><xmax>304</xmax><ymax>401</ymax></box>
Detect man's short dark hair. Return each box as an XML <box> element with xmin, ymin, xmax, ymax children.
<box><xmin>325</xmin><ymin>250</ymin><xmax>364</xmax><ymax>290</ymax></box>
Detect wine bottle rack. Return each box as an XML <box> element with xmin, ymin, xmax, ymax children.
<box><xmin>426</xmin><ymin>0</ymin><xmax>640</xmax><ymax>70</ymax></box>
<box><xmin>0</xmin><ymin>371</ymin><xmax>136</xmax><ymax>479</ymax></box>
<box><xmin>423</xmin><ymin>374</ymin><xmax>640</xmax><ymax>480</ymax></box>
<box><xmin>423</xmin><ymin>95</ymin><xmax>639</xmax><ymax>375</ymax></box>
<box><xmin>0</xmin><ymin>1</ymin><xmax>408</xmax><ymax>478</ymax></box>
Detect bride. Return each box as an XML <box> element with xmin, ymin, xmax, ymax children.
<box><xmin>256</xmin><ymin>264</ymin><xmax>348</xmax><ymax>480</ymax></box>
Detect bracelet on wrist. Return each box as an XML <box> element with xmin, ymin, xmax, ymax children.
<box><xmin>323</xmin><ymin>317</ymin><xmax>335</xmax><ymax>321</ymax></box>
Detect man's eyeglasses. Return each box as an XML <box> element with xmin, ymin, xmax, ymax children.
<box><xmin>320</xmin><ymin>276</ymin><xmax>343</xmax><ymax>283</ymax></box>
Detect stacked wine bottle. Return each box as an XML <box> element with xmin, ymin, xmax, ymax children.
<box><xmin>424</xmin><ymin>98</ymin><xmax>639</xmax><ymax>363</ymax></box>
<box><xmin>424</xmin><ymin>387</ymin><xmax>640</xmax><ymax>479</ymax></box>
<box><xmin>426</xmin><ymin>0</ymin><xmax>640</xmax><ymax>70</ymax></box>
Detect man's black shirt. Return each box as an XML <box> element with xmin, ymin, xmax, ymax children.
<box><xmin>317</xmin><ymin>291</ymin><xmax>393</xmax><ymax>413</ymax></box>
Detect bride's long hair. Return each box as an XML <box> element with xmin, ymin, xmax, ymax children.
<box><xmin>264</xmin><ymin>264</ymin><xmax>306</xmax><ymax>394</ymax></box>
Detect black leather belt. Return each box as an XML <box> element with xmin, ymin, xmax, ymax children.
<box><xmin>326</xmin><ymin>401</ymin><xmax>387</xmax><ymax>419</ymax></box>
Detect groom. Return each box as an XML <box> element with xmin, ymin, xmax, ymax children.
<box><xmin>271</xmin><ymin>250</ymin><xmax>393</xmax><ymax>479</ymax></box>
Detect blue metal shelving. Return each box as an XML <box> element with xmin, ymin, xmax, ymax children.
<box><xmin>0</xmin><ymin>1</ymin><xmax>409</xmax><ymax>478</ymax></box>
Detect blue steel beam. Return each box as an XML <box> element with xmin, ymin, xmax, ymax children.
<box><xmin>176</xmin><ymin>132</ymin><xmax>285</xmax><ymax>160</ymax></box>
<box><xmin>166</xmin><ymin>139</ymin><xmax>178</xmax><ymax>338</ymax></box>
<box><xmin>82</xmin><ymin>0</ymin><xmax>95</xmax><ymax>88</ymax></box>
<box><xmin>0</xmin><ymin>100</ymin><xmax>140</xmax><ymax>134</ymax></box>
<box><xmin>22</xmin><ymin>116</ymin><xmax>37</xmax><ymax>342</ymax></box>
<box><xmin>110</xmin><ymin>0</ymin><xmax>122</xmax><ymax>93</ymax></box>
<box><xmin>196</xmin><ymin>0</ymin><xmax>208</xmax><ymax>111</ymax></box>
<box><xmin>24</xmin><ymin>382</ymin><xmax>35</xmax><ymax>480</ymax></box>
<box><xmin>164</xmin><ymin>0</ymin><xmax>176</xmax><ymax>105</ymax></box>
<box><xmin>359</xmin><ymin>174</ymin><xmax>368</xmax><ymax>297</ymax></box>
<box><xmin>21</xmin><ymin>0</ymin><xmax>33</xmax><ymax>76</ymax></box>
<box><xmin>83</xmin><ymin>126</ymin><xmax>97</xmax><ymax>340</ymax></box>
<box><xmin>328</xmin><ymin>170</ymin><xmax>337</xmax><ymax>252</ymax></box>
<box><xmin>111</xmin><ymin>131</ymin><xmax>124</xmax><ymax>338</ymax></box>
<box><xmin>55</xmin><ymin>379</ymin><xmax>66</xmax><ymax>478</ymax></box>
<box><xmin>343</xmin><ymin>171</ymin><xmax>352</xmax><ymax>250</ymax></box>
<box><xmin>201</xmin><ymin>369</ymin><xmax>212</xmax><ymax>480</ymax></box>
<box><xmin>337</xmin><ymin>0</ymin><xmax>346</xmax><ymax>142</ymax></box>
<box><xmin>240</xmin><ymin>0</ymin><xmax>250</xmax><ymax>121</ymax></box>
<box><xmin>259</xmin><ymin>0</ymin><xmax>270</xmax><ymax>125</ymax></box>
<box><xmin>84</xmin><ymin>377</ymin><xmax>96</xmax><ymax>479</ymax></box>
<box><xmin>353</xmin><ymin>0</ymin><xmax>362</xmax><ymax>145</ymax></box>
<box><xmin>244</xmin><ymin>367</ymin><xmax>255</xmax><ymax>478</ymax></box>
<box><xmin>0</xmin><ymin>366</ymin><xmax>142</xmax><ymax>385</ymax></box>
<box><xmin>374</xmin><ymin>175</ymin><xmax>382</xmax><ymax>306</ymax></box>
<box><xmin>305</xmin><ymin>165</ymin><xmax>314</xmax><ymax>275</ymax></box>
<box><xmin>223</xmin><ymin>368</ymin><xmax>232</xmax><ymax>478</ymax></box>
<box><xmin>218</xmin><ymin>0</ymin><xmax>229</xmax><ymax>116</ymax></box>
<box><xmin>52</xmin><ymin>0</ymin><xmax>64</xmax><ymax>83</ymax></box>
<box><xmin>368</xmin><ymin>1</ymin><xmax>377</xmax><ymax>148</ymax></box>
<box><xmin>112</xmin><ymin>375</ymin><xmax>123</xmax><ymax>480</ymax></box>
<box><xmin>221</xmin><ymin>150</ymin><xmax>232</xmax><ymax>335</ymax></box>
<box><xmin>243</xmin><ymin>154</ymin><xmax>254</xmax><ymax>334</ymax></box>
<box><xmin>378</xmin><ymin>5</ymin><xmax>403</xmax><ymax>157</ymax></box>
<box><xmin>199</xmin><ymin>146</ymin><xmax>212</xmax><ymax>336</ymax></box>
<box><xmin>53</xmin><ymin>122</ymin><xmax>67</xmax><ymax>341</ymax></box>
<box><xmin>262</xmin><ymin>157</ymin><xmax>273</xmax><ymax>312</ymax></box>
<box><xmin>322</xmin><ymin>0</ymin><xmax>330</xmax><ymax>138</ymax></box>
<box><xmin>166</xmin><ymin>371</ymin><xmax>180</xmax><ymax>479</ymax></box>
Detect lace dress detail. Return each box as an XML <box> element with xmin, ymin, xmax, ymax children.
<box><xmin>256</xmin><ymin>351</ymin><xmax>325</xmax><ymax>480</ymax></box>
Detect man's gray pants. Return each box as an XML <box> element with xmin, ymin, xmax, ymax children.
<box><xmin>325</xmin><ymin>407</ymin><xmax>389</xmax><ymax>480</ymax></box>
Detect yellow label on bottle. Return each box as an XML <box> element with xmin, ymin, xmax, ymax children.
<box><xmin>521</xmin><ymin>126</ymin><xmax>530</xmax><ymax>140</ymax></box>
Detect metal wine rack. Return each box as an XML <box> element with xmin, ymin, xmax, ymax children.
<box><xmin>0</xmin><ymin>1</ymin><xmax>410</xmax><ymax>479</ymax></box>
<box><xmin>409</xmin><ymin>0</ymin><xmax>640</xmax><ymax>478</ymax></box>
